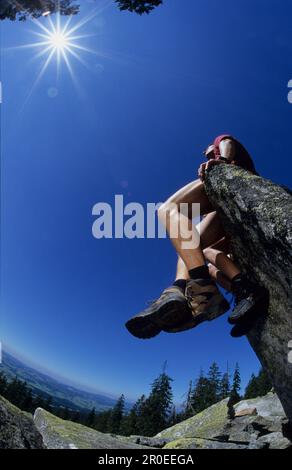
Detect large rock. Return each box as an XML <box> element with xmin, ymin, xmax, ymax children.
<box><xmin>256</xmin><ymin>432</ymin><xmax>292</xmax><ymax>449</ymax></box>
<box><xmin>234</xmin><ymin>391</ymin><xmax>286</xmax><ymax>418</ymax></box>
<box><xmin>0</xmin><ymin>395</ymin><xmax>44</xmax><ymax>449</ymax></box>
<box><xmin>154</xmin><ymin>392</ymin><xmax>291</xmax><ymax>449</ymax></box>
<box><xmin>155</xmin><ymin>398</ymin><xmax>230</xmax><ymax>442</ymax></box>
<box><xmin>34</xmin><ymin>408</ymin><xmax>156</xmax><ymax>449</ymax></box>
<box><xmin>204</xmin><ymin>165</ymin><xmax>292</xmax><ymax>423</ymax></box>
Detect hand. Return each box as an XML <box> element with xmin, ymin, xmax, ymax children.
<box><xmin>198</xmin><ymin>159</ymin><xmax>226</xmax><ymax>181</ymax></box>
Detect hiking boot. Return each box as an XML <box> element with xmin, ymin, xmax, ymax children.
<box><xmin>228</xmin><ymin>274</ymin><xmax>268</xmax><ymax>325</ymax></box>
<box><xmin>125</xmin><ymin>286</ymin><xmax>192</xmax><ymax>339</ymax></box>
<box><xmin>162</xmin><ymin>278</ymin><xmax>230</xmax><ymax>333</ymax></box>
<box><xmin>230</xmin><ymin>317</ymin><xmax>255</xmax><ymax>337</ymax></box>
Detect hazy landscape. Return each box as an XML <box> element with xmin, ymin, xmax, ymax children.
<box><xmin>0</xmin><ymin>351</ymin><xmax>133</xmax><ymax>412</ymax></box>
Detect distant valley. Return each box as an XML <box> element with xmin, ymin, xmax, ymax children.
<box><xmin>0</xmin><ymin>351</ymin><xmax>133</xmax><ymax>413</ymax></box>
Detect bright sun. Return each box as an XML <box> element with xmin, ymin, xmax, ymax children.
<box><xmin>13</xmin><ymin>10</ymin><xmax>99</xmax><ymax>89</ymax></box>
<box><xmin>49</xmin><ymin>31</ymin><xmax>69</xmax><ymax>51</ymax></box>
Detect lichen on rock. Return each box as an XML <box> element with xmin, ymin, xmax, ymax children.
<box><xmin>204</xmin><ymin>164</ymin><xmax>292</xmax><ymax>423</ymax></box>
<box><xmin>0</xmin><ymin>395</ymin><xmax>44</xmax><ymax>449</ymax></box>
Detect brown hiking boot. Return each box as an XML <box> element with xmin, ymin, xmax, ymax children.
<box><xmin>163</xmin><ymin>278</ymin><xmax>230</xmax><ymax>333</ymax></box>
<box><xmin>125</xmin><ymin>285</ymin><xmax>192</xmax><ymax>339</ymax></box>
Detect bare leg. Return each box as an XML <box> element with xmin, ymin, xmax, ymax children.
<box><xmin>174</xmin><ymin>211</ymin><xmax>226</xmax><ymax>280</ymax></box>
<box><xmin>175</xmin><ymin>256</ymin><xmax>189</xmax><ymax>281</ymax></box>
<box><xmin>203</xmin><ymin>246</ymin><xmax>241</xmax><ymax>280</ymax></box>
<box><xmin>208</xmin><ymin>264</ymin><xmax>232</xmax><ymax>291</ymax></box>
<box><xmin>158</xmin><ymin>179</ymin><xmax>214</xmax><ymax>270</ymax></box>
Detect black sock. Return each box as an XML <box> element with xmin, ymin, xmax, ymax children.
<box><xmin>188</xmin><ymin>265</ymin><xmax>210</xmax><ymax>281</ymax></box>
<box><xmin>231</xmin><ymin>273</ymin><xmax>251</xmax><ymax>288</ymax></box>
<box><xmin>231</xmin><ymin>273</ymin><xmax>254</xmax><ymax>294</ymax></box>
<box><xmin>231</xmin><ymin>273</ymin><xmax>244</xmax><ymax>284</ymax></box>
<box><xmin>173</xmin><ymin>279</ymin><xmax>187</xmax><ymax>291</ymax></box>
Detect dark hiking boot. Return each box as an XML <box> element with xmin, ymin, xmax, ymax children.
<box><xmin>230</xmin><ymin>317</ymin><xmax>255</xmax><ymax>337</ymax></box>
<box><xmin>230</xmin><ymin>305</ymin><xmax>269</xmax><ymax>337</ymax></box>
<box><xmin>162</xmin><ymin>278</ymin><xmax>230</xmax><ymax>333</ymax></box>
<box><xmin>228</xmin><ymin>275</ymin><xmax>268</xmax><ymax>325</ymax></box>
<box><xmin>125</xmin><ymin>286</ymin><xmax>192</xmax><ymax>339</ymax></box>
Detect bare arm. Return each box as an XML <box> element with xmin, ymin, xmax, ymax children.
<box><xmin>219</xmin><ymin>138</ymin><xmax>236</xmax><ymax>161</ymax></box>
<box><xmin>198</xmin><ymin>138</ymin><xmax>237</xmax><ymax>181</ymax></box>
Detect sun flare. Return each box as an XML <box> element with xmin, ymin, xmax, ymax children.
<box><xmin>11</xmin><ymin>9</ymin><xmax>100</xmax><ymax>91</ymax></box>
<box><xmin>49</xmin><ymin>31</ymin><xmax>69</xmax><ymax>51</ymax></box>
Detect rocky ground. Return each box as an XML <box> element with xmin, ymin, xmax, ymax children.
<box><xmin>0</xmin><ymin>395</ymin><xmax>44</xmax><ymax>449</ymax></box>
<box><xmin>1</xmin><ymin>391</ymin><xmax>291</xmax><ymax>449</ymax></box>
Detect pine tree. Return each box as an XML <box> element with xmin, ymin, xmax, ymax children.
<box><xmin>244</xmin><ymin>373</ymin><xmax>258</xmax><ymax>399</ymax></box>
<box><xmin>33</xmin><ymin>394</ymin><xmax>46</xmax><ymax>410</ymax></box>
<box><xmin>119</xmin><ymin>401</ymin><xmax>139</xmax><ymax>436</ymax></box>
<box><xmin>60</xmin><ymin>406</ymin><xmax>70</xmax><ymax>420</ymax></box>
<box><xmin>206</xmin><ymin>362</ymin><xmax>221</xmax><ymax>404</ymax></box>
<box><xmin>95</xmin><ymin>409</ymin><xmax>112</xmax><ymax>433</ymax></box>
<box><xmin>182</xmin><ymin>380</ymin><xmax>194</xmax><ymax>419</ymax></box>
<box><xmin>132</xmin><ymin>394</ymin><xmax>147</xmax><ymax>435</ymax></box>
<box><xmin>190</xmin><ymin>370</ymin><xmax>209</xmax><ymax>414</ymax></box>
<box><xmin>5</xmin><ymin>377</ymin><xmax>26</xmax><ymax>407</ymax></box>
<box><xmin>86</xmin><ymin>407</ymin><xmax>96</xmax><ymax>428</ymax></box>
<box><xmin>72</xmin><ymin>410</ymin><xmax>81</xmax><ymax>423</ymax></box>
<box><xmin>244</xmin><ymin>368</ymin><xmax>272</xmax><ymax>399</ymax></box>
<box><xmin>116</xmin><ymin>1</ymin><xmax>163</xmax><ymax>15</ymax></box>
<box><xmin>0</xmin><ymin>0</ymin><xmax>163</xmax><ymax>21</ymax></box>
<box><xmin>167</xmin><ymin>405</ymin><xmax>178</xmax><ymax>427</ymax></box>
<box><xmin>0</xmin><ymin>372</ymin><xmax>8</xmax><ymax>394</ymax></box>
<box><xmin>108</xmin><ymin>395</ymin><xmax>125</xmax><ymax>434</ymax></box>
<box><xmin>256</xmin><ymin>368</ymin><xmax>272</xmax><ymax>395</ymax></box>
<box><xmin>228</xmin><ymin>363</ymin><xmax>241</xmax><ymax>417</ymax></box>
<box><xmin>231</xmin><ymin>363</ymin><xmax>241</xmax><ymax>401</ymax></box>
<box><xmin>22</xmin><ymin>389</ymin><xmax>34</xmax><ymax>412</ymax></box>
<box><xmin>139</xmin><ymin>363</ymin><xmax>173</xmax><ymax>437</ymax></box>
<box><xmin>220</xmin><ymin>371</ymin><xmax>230</xmax><ymax>399</ymax></box>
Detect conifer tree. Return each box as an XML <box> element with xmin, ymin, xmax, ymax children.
<box><xmin>220</xmin><ymin>371</ymin><xmax>231</xmax><ymax>399</ymax></box>
<box><xmin>167</xmin><ymin>404</ymin><xmax>178</xmax><ymax>426</ymax></box>
<box><xmin>108</xmin><ymin>394</ymin><xmax>125</xmax><ymax>434</ymax></box>
<box><xmin>95</xmin><ymin>409</ymin><xmax>112</xmax><ymax>433</ymax></box>
<box><xmin>86</xmin><ymin>407</ymin><xmax>96</xmax><ymax>428</ymax></box>
<box><xmin>231</xmin><ymin>363</ymin><xmax>241</xmax><ymax>401</ymax></box>
<box><xmin>0</xmin><ymin>0</ymin><xmax>163</xmax><ymax>21</ymax></box>
<box><xmin>139</xmin><ymin>363</ymin><xmax>173</xmax><ymax>437</ymax></box>
<box><xmin>206</xmin><ymin>362</ymin><xmax>221</xmax><ymax>405</ymax></box>
<box><xmin>0</xmin><ymin>372</ymin><xmax>8</xmax><ymax>394</ymax></box>
<box><xmin>22</xmin><ymin>388</ymin><xmax>34</xmax><ymax>413</ymax></box>
<box><xmin>119</xmin><ymin>401</ymin><xmax>139</xmax><ymax>436</ymax></box>
<box><xmin>132</xmin><ymin>394</ymin><xmax>148</xmax><ymax>435</ymax></box>
<box><xmin>190</xmin><ymin>370</ymin><xmax>209</xmax><ymax>414</ymax></box>
<box><xmin>244</xmin><ymin>368</ymin><xmax>272</xmax><ymax>399</ymax></box>
<box><xmin>228</xmin><ymin>363</ymin><xmax>241</xmax><ymax>417</ymax></box>
<box><xmin>182</xmin><ymin>380</ymin><xmax>194</xmax><ymax>419</ymax></box>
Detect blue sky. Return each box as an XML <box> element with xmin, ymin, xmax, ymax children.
<box><xmin>1</xmin><ymin>0</ymin><xmax>292</xmax><ymax>406</ymax></box>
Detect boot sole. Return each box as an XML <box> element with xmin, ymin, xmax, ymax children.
<box><xmin>125</xmin><ymin>296</ymin><xmax>188</xmax><ymax>339</ymax></box>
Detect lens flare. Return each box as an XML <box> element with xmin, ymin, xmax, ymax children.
<box><xmin>49</xmin><ymin>31</ymin><xmax>69</xmax><ymax>51</ymax></box>
<box><xmin>9</xmin><ymin>9</ymin><xmax>101</xmax><ymax>90</ymax></box>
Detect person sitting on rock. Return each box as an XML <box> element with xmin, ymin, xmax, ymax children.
<box><xmin>125</xmin><ymin>135</ymin><xmax>265</xmax><ymax>339</ymax></box>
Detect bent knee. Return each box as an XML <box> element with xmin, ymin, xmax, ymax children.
<box><xmin>203</xmin><ymin>246</ymin><xmax>215</xmax><ymax>262</ymax></box>
<box><xmin>158</xmin><ymin>200</ymin><xmax>179</xmax><ymax>220</ymax></box>
<box><xmin>207</xmin><ymin>263</ymin><xmax>218</xmax><ymax>278</ymax></box>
